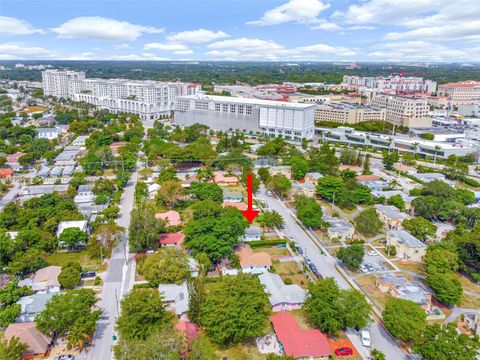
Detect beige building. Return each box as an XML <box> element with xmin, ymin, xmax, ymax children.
<box><xmin>437</xmin><ymin>81</ymin><xmax>480</xmax><ymax>105</ymax></box>
<box><xmin>314</xmin><ymin>103</ymin><xmax>386</xmax><ymax>124</ymax></box>
<box><xmin>372</xmin><ymin>94</ymin><xmax>432</xmax><ymax>128</ymax></box>
<box><xmin>374</xmin><ymin>204</ymin><xmax>411</xmax><ymax>230</ymax></box>
<box><xmin>269</xmin><ymin>166</ymin><xmax>292</xmax><ymax>179</ymax></box>
<box><xmin>387</xmin><ymin>230</ymin><xmax>427</xmax><ymax>262</ymax></box>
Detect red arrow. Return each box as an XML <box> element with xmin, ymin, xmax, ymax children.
<box><xmin>242</xmin><ymin>173</ymin><xmax>259</xmax><ymax>223</ymax></box>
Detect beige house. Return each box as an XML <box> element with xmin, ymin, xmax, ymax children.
<box><xmin>387</xmin><ymin>230</ymin><xmax>427</xmax><ymax>262</ymax></box>
<box><xmin>269</xmin><ymin>166</ymin><xmax>292</xmax><ymax>179</ymax></box>
<box><xmin>375</xmin><ymin>204</ymin><xmax>411</xmax><ymax>230</ymax></box>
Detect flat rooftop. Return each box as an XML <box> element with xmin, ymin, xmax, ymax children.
<box><xmin>179</xmin><ymin>94</ymin><xmax>315</xmax><ymax>109</ymax></box>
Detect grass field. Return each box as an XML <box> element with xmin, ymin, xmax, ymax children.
<box><xmin>355</xmin><ymin>274</ymin><xmax>391</xmax><ymax>309</ymax></box>
<box><xmin>46</xmin><ymin>250</ymin><xmax>103</xmax><ymax>271</ymax></box>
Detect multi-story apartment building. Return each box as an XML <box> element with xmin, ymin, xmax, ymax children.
<box><xmin>437</xmin><ymin>81</ymin><xmax>480</xmax><ymax>105</ymax></box>
<box><xmin>42</xmin><ymin>70</ymin><xmax>86</xmax><ymax>98</ymax></box>
<box><xmin>372</xmin><ymin>94</ymin><xmax>432</xmax><ymax>128</ymax></box>
<box><xmin>42</xmin><ymin>70</ymin><xmax>200</xmax><ymax>120</ymax></box>
<box><xmin>175</xmin><ymin>95</ymin><xmax>315</xmax><ymax>140</ymax></box>
<box><xmin>343</xmin><ymin>75</ymin><xmax>437</xmax><ymax>94</ymax></box>
<box><xmin>314</xmin><ymin>103</ymin><xmax>386</xmax><ymax>124</ymax></box>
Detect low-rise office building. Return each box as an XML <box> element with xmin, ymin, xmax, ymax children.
<box><xmin>314</xmin><ymin>103</ymin><xmax>386</xmax><ymax>124</ymax></box>
<box><xmin>437</xmin><ymin>81</ymin><xmax>480</xmax><ymax>105</ymax></box>
<box><xmin>175</xmin><ymin>95</ymin><xmax>315</xmax><ymax>140</ymax></box>
<box><xmin>372</xmin><ymin>94</ymin><xmax>431</xmax><ymax>128</ymax></box>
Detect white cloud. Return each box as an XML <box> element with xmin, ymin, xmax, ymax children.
<box><xmin>167</xmin><ymin>28</ymin><xmax>229</xmax><ymax>43</ymax></box>
<box><xmin>144</xmin><ymin>43</ymin><xmax>191</xmax><ymax>51</ymax></box>
<box><xmin>51</xmin><ymin>16</ymin><xmax>164</xmax><ymax>41</ymax></box>
<box><xmin>173</xmin><ymin>49</ymin><xmax>194</xmax><ymax>55</ymax></box>
<box><xmin>0</xmin><ymin>43</ymin><xmax>54</xmax><ymax>59</ymax></box>
<box><xmin>247</xmin><ymin>0</ymin><xmax>329</xmax><ymax>26</ymax></box>
<box><xmin>310</xmin><ymin>20</ymin><xmax>341</xmax><ymax>31</ymax></box>
<box><xmin>0</xmin><ymin>16</ymin><xmax>44</xmax><ymax>36</ymax></box>
<box><xmin>115</xmin><ymin>43</ymin><xmax>131</xmax><ymax>49</ymax></box>
<box><xmin>63</xmin><ymin>52</ymin><xmax>96</xmax><ymax>60</ymax></box>
<box><xmin>207</xmin><ymin>37</ymin><xmax>355</xmax><ymax>61</ymax></box>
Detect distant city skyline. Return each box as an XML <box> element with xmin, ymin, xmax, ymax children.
<box><xmin>1</xmin><ymin>0</ymin><xmax>479</xmax><ymax>62</ymax></box>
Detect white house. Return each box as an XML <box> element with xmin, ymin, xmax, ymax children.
<box><xmin>37</xmin><ymin>127</ymin><xmax>61</xmax><ymax>140</ymax></box>
<box><xmin>242</xmin><ymin>226</ymin><xmax>262</xmax><ymax>242</ymax></box>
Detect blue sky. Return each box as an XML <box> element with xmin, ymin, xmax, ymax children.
<box><xmin>0</xmin><ymin>0</ymin><xmax>479</xmax><ymax>62</ymax></box>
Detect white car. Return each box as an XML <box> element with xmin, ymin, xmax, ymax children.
<box><xmin>361</xmin><ymin>330</ymin><xmax>371</xmax><ymax>347</ymax></box>
<box><xmin>266</xmin><ymin>191</ymin><xmax>273</xmax><ymax>197</ymax></box>
<box><xmin>367</xmin><ymin>250</ymin><xmax>379</xmax><ymax>256</ymax></box>
<box><xmin>359</xmin><ymin>264</ymin><xmax>368</xmax><ymax>273</ymax></box>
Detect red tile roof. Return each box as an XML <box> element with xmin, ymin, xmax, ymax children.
<box><xmin>174</xmin><ymin>321</ymin><xmax>199</xmax><ymax>340</ymax></box>
<box><xmin>222</xmin><ymin>202</ymin><xmax>248</xmax><ymax>211</ymax></box>
<box><xmin>155</xmin><ymin>210</ymin><xmax>182</xmax><ymax>226</ymax></box>
<box><xmin>271</xmin><ymin>312</ymin><xmax>331</xmax><ymax>357</ymax></box>
<box><xmin>159</xmin><ymin>232</ymin><xmax>185</xmax><ymax>245</ymax></box>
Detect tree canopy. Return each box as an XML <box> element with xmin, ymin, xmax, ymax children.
<box><xmin>354</xmin><ymin>208</ymin><xmax>383</xmax><ymax>236</ymax></box>
<box><xmin>382</xmin><ymin>298</ymin><xmax>427</xmax><ymax>343</ymax></box>
<box><xmin>138</xmin><ymin>247</ymin><xmax>190</xmax><ymax>286</ymax></box>
<box><xmin>338</xmin><ymin>244</ymin><xmax>365</xmax><ymax>269</ymax></box>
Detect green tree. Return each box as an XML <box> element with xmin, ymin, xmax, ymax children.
<box><xmin>258</xmin><ymin>167</ymin><xmax>271</xmax><ymax>183</ymax></box>
<box><xmin>189</xmin><ymin>182</ymin><xmax>223</xmax><ymax>202</ymax></box>
<box><xmin>58</xmin><ymin>228</ymin><xmax>88</xmax><ymax>249</ymax></box>
<box><xmin>382</xmin><ymin>298</ymin><xmax>427</xmax><ymax>343</ymax></box>
<box><xmin>114</xmin><ymin>326</ymin><xmax>183</xmax><ymax>360</ymax></box>
<box><xmin>187</xmin><ymin>277</ymin><xmax>206</xmax><ymax>325</ymax></box>
<box><xmin>199</xmin><ymin>274</ymin><xmax>270</xmax><ymax>346</ymax></box>
<box><xmin>382</xmin><ymin>150</ymin><xmax>399</xmax><ymax>170</ymax></box>
<box><xmin>36</xmin><ymin>289</ymin><xmax>100</xmax><ymax>338</ymax></box>
<box><xmin>58</xmin><ymin>263</ymin><xmax>82</xmax><ymax>289</ymax></box>
<box><xmin>267</xmin><ymin>175</ymin><xmax>292</xmax><ymax>197</ymax></box>
<box><xmin>338</xmin><ymin>244</ymin><xmax>365</xmax><ymax>269</ymax></box>
<box><xmin>257</xmin><ymin>210</ymin><xmax>284</xmax><ymax>229</ymax></box>
<box><xmin>186</xmin><ymin>335</ymin><xmax>218</xmax><ymax>360</ymax></box>
<box><xmin>134</xmin><ymin>181</ymin><xmax>148</xmax><ymax>205</ymax></box>
<box><xmin>129</xmin><ymin>208</ymin><xmax>165</xmax><ymax>252</ymax></box>
<box><xmin>386</xmin><ymin>194</ymin><xmax>405</xmax><ymax>211</ymax></box>
<box><xmin>402</xmin><ymin>217</ymin><xmax>437</xmax><ymax>241</ymax></box>
<box><xmin>290</xmin><ymin>156</ymin><xmax>309</xmax><ymax>179</ymax></box>
<box><xmin>426</xmin><ymin>271</ymin><xmax>463</xmax><ymax>305</ymax></box>
<box><xmin>316</xmin><ymin>176</ymin><xmax>344</xmax><ymax>202</ymax></box>
<box><xmin>7</xmin><ymin>248</ymin><xmax>46</xmax><ymax>275</ymax></box>
<box><xmin>370</xmin><ymin>349</ymin><xmax>386</xmax><ymax>360</ymax></box>
<box><xmin>0</xmin><ymin>336</ymin><xmax>28</xmax><ymax>360</ymax></box>
<box><xmin>305</xmin><ymin>278</ymin><xmax>370</xmax><ymax>334</ymax></box>
<box><xmin>354</xmin><ymin>208</ymin><xmax>383</xmax><ymax>236</ymax></box>
<box><xmin>295</xmin><ymin>195</ymin><xmax>327</xmax><ymax>229</ymax></box>
<box><xmin>414</xmin><ymin>324</ymin><xmax>480</xmax><ymax>360</ymax></box>
<box><xmin>116</xmin><ymin>289</ymin><xmax>170</xmax><ymax>341</ymax></box>
<box><xmin>139</xmin><ymin>247</ymin><xmax>190</xmax><ymax>286</ymax></box>
<box><xmin>156</xmin><ymin>180</ymin><xmax>184</xmax><ymax>207</ymax></box>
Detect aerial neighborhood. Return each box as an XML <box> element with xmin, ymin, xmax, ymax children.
<box><xmin>0</xmin><ymin>1</ymin><xmax>480</xmax><ymax>359</ymax></box>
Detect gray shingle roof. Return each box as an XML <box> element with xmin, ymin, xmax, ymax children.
<box><xmin>258</xmin><ymin>272</ymin><xmax>306</xmax><ymax>307</ymax></box>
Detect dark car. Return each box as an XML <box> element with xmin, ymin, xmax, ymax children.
<box><xmin>296</xmin><ymin>246</ymin><xmax>303</xmax><ymax>255</ymax></box>
<box><xmin>335</xmin><ymin>347</ymin><xmax>353</xmax><ymax>356</ymax></box>
<box><xmin>81</xmin><ymin>271</ymin><xmax>96</xmax><ymax>278</ymax></box>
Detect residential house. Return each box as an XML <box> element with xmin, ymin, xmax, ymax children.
<box><xmin>109</xmin><ymin>141</ymin><xmax>128</xmax><ymax>156</ymax></box>
<box><xmin>159</xmin><ymin>232</ymin><xmax>185</xmax><ymax>248</ymax></box>
<box><xmin>213</xmin><ymin>172</ymin><xmax>239</xmax><ymax>186</ymax></box>
<box><xmin>188</xmin><ymin>257</ymin><xmax>200</xmax><ymax>278</ymax></box>
<box><xmin>223</xmin><ymin>188</ymin><xmax>243</xmax><ymax>203</ymax></box>
<box><xmin>271</xmin><ymin>312</ymin><xmax>331</xmax><ymax>359</ymax></box>
<box><xmin>375</xmin><ymin>204</ymin><xmax>412</xmax><ymax>230</ymax></box>
<box><xmin>253</xmin><ymin>157</ymin><xmax>275</xmax><ymax>168</ymax></box>
<box><xmin>322</xmin><ymin>215</ymin><xmax>355</xmax><ymax>242</ymax></box>
<box><xmin>72</xmin><ymin>135</ymin><xmax>88</xmax><ymax>146</ymax></box>
<box><xmin>304</xmin><ymin>172</ymin><xmax>323</xmax><ymax>185</ymax></box>
<box><xmin>4</xmin><ymin>322</ymin><xmax>52</xmax><ymax>360</ymax></box>
<box><xmin>242</xmin><ymin>225</ymin><xmax>262</xmax><ymax>242</ymax></box>
<box><xmin>30</xmin><ymin>266</ymin><xmax>61</xmax><ymax>293</ymax></box>
<box><xmin>37</xmin><ymin>127</ymin><xmax>61</xmax><ymax>140</ymax></box>
<box><xmin>148</xmin><ymin>183</ymin><xmax>160</xmax><ymax>198</ymax></box>
<box><xmin>356</xmin><ymin>174</ymin><xmax>381</xmax><ymax>181</ymax></box>
<box><xmin>461</xmin><ymin>313</ymin><xmax>480</xmax><ymax>336</ymax></box>
<box><xmin>74</xmin><ymin>184</ymin><xmax>95</xmax><ymax>205</ymax></box>
<box><xmin>16</xmin><ymin>293</ymin><xmax>55</xmax><ymax>322</ymax></box>
<box><xmin>371</xmin><ymin>190</ymin><xmax>415</xmax><ymax>208</ymax></box>
<box><xmin>155</xmin><ymin>210</ymin><xmax>182</xmax><ymax>227</ymax></box>
<box><xmin>236</xmin><ymin>243</ymin><xmax>272</xmax><ymax>274</ymax></box>
<box><xmin>376</xmin><ymin>274</ymin><xmax>431</xmax><ymax>310</ymax></box>
<box><xmin>20</xmin><ymin>185</ymin><xmax>70</xmax><ymax>202</ymax></box>
<box><xmin>394</xmin><ymin>163</ymin><xmax>417</xmax><ymax>174</ymax></box>
<box><xmin>270</xmin><ymin>166</ymin><xmax>292</xmax><ymax>179</ymax></box>
<box><xmin>291</xmin><ymin>181</ymin><xmax>316</xmax><ymax>197</ymax></box>
<box><xmin>56</xmin><ymin>220</ymin><xmax>89</xmax><ymax>238</ymax></box>
<box><xmin>416</xmin><ymin>172</ymin><xmax>446</xmax><ymax>183</ymax></box>
<box><xmin>0</xmin><ymin>168</ymin><xmax>14</xmax><ymax>178</ymax></box>
<box><xmin>158</xmin><ymin>282</ymin><xmax>189</xmax><ymax>318</ymax></box>
<box><xmin>361</xmin><ymin>179</ymin><xmax>390</xmax><ymax>191</ymax></box>
<box><xmin>387</xmin><ymin>230</ymin><xmax>427</xmax><ymax>262</ymax></box>
<box><xmin>259</xmin><ymin>272</ymin><xmax>307</xmax><ymax>312</ymax></box>
<box><xmin>6</xmin><ymin>151</ymin><xmax>25</xmax><ymax>169</ymax></box>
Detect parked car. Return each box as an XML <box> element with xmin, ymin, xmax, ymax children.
<box><xmin>359</xmin><ymin>264</ymin><xmax>368</xmax><ymax>273</ymax></box>
<box><xmin>296</xmin><ymin>246</ymin><xmax>303</xmax><ymax>255</ymax></box>
<box><xmin>361</xmin><ymin>330</ymin><xmax>371</xmax><ymax>347</ymax></box>
<box><xmin>54</xmin><ymin>355</ymin><xmax>75</xmax><ymax>360</ymax></box>
<box><xmin>81</xmin><ymin>271</ymin><xmax>96</xmax><ymax>278</ymax></box>
<box><xmin>304</xmin><ymin>257</ymin><xmax>312</xmax><ymax>266</ymax></box>
<box><xmin>309</xmin><ymin>264</ymin><xmax>318</xmax><ymax>273</ymax></box>
<box><xmin>266</xmin><ymin>191</ymin><xmax>273</xmax><ymax>197</ymax></box>
<box><xmin>367</xmin><ymin>250</ymin><xmax>379</xmax><ymax>256</ymax></box>
<box><xmin>335</xmin><ymin>347</ymin><xmax>353</xmax><ymax>356</ymax></box>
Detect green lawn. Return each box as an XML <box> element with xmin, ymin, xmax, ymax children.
<box><xmin>46</xmin><ymin>250</ymin><xmax>103</xmax><ymax>271</ymax></box>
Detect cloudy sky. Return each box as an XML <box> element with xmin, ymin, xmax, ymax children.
<box><xmin>1</xmin><ymin>0</ymin><xmax>479</xmax><ymax>62</ymax></box>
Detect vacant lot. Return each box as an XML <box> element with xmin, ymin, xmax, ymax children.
<box><xmin>355</xmin><ymin>274</ymin><xmax>391</xmax><ymax>309</ymax></box>
<box><xmin>46</xmin><ymin>250</ymin><xmax>103</xmax><ymax>271</ymax></box>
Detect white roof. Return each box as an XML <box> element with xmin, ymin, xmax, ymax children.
<box><xmin>258</xmin><ymin>272</ymin><xmax>307</xmax><ymax>307</ymax></box>
<box><xmin>180</xmin><ymin>94</ymin><xmax>315</xmax><ymax>109</ymax></box>
<box><xmin>158</xmin><ymin>283</ymin><xmax>189</xmax><ymax>315</ymax></box>
<box><xmin>56</xmin><ymin>220</ymin><xmax>88</xmax><ymax>237</ymax></box>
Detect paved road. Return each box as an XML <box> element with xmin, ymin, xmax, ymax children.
<box><xmin>0</xmin><ymin>181</ymin><xmax>21</xmax><ymax>211</ymax></box>
<box><xmin>256</xmin><ymin>184</ymin><xmax>406</xmax><ymax>360</ymax></box>
<box><xmin>88</xmin><ymin>171</ymin><xmax>137</xmax><ymax>360</ymax></box>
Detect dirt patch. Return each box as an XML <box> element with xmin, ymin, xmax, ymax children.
<box><xmin>328</xmin><ymin>334</ymin><xmax>361</xmax><ymax>359</ymax></box>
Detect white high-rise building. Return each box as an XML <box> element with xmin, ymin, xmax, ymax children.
<box><xmin>343</xmin><ymin>75</ymin><xmax>437</xmax><ymax>94</ymax></box>
<box><xmin>372</xmin><ymin>94</ymin><xmax>432</xmax><ymax>128</ymax></box>
<box><xmin>42</xmin><ymin>69</ymin><xmax>86</xmax><ymax>98</ymax></box>
<box><xmin>175</xmin><ymin>94</ymin><xmax>315</xmax><ymax>140</ymax></box>
<box><xmin>42</xmin><ymin>70</ymin><xmax>199</xmax><ymax>120</ymax></box>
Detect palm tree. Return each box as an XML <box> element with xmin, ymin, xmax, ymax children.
<box><xmin>412</xmin><ymin>142</ymin><xmax>420</xmax><ymax>158</ymax></box>
<box><xmin>389</xmin><ymin>179</ymin><xmax>399</xmax><ymax>189</ymax></box>
<box><xmin>433</xmin><ymin>145</ymin><xmax>441</xmax><ymax>164</ymax></box>
<box><xmin>66</xmin><ymin>327</ymin><xmax>91</xmax><ymax>352</ymax></box>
